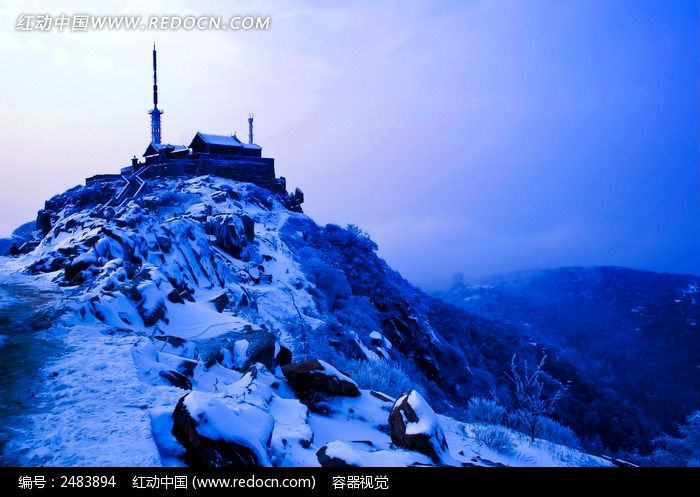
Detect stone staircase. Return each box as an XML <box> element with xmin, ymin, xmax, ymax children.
<box><xmin>108</xmin><ymin>165</ymin><xmax>149</xmax><ymax>208</ymax></box>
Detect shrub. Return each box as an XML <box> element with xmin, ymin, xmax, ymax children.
<box><xmin>506</xmin><ymin>354</ymin><xmax>564</xmax><ymax>443</ymax></box>
<box><xmin>333</xmin><ymin>295</ymin><xmax>381</xmax><ymax>333</ymax></box>
<box><xmin>303</xmin><ymin>322</ymin><xmax>352</xmax><ymax>366</ymax></box>
<box><xmin>646</xmin><ymin>411</ymin><xmax>700</xmax><ymax>466</ymax></box>
<box><xmin>347</xmin><ymin>359</ymin><xmax>413</xmax><ymax>398</ymax></box>
<box><xmin>508</xmin><ymin>414</ymin><xmax>580</xmax><ymax>448</ymax></box>
<box><xmin>302</xmin><ymin>256</ymin><xmax>351</xmax><ymax>312</ymax></box>
<box><xmin>537</xmin><ymin>417</ymin><xmax>581</xmax><ymax>448</ymax></box>
<box><xmin>473</xmin><ymin>425</ymin><xmax>515</xmax><ymax>454</ymax></box>
<box><xmin>465</xmin><ymin>397</ymin><xmax>506</xmax><ymax>425</ymax></box>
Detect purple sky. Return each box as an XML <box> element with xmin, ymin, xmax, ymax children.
<box><xmin>0</xmin><ymin>0</ymin><xmax>698</xmax><ymax>289</ymax></box>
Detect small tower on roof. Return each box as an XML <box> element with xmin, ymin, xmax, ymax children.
<box><xmin>148</xmin><ymin>43</ymin><xmax>163</xmax><ymax>145</ymax></box>
<box><xmin>248</xmin><ymin>113</ymin><xmax>254</xmax><ymax>145</ymax></box>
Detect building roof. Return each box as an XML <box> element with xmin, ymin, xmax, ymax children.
<box><xmin>143</xmin><ymin>143</ymin><xmax>189</xmax><ymax>157</ymax></box>
<box><xmin>192</xmin><ymin>132</ymin><xmax>261</xmax><ymax>150</ymax></box>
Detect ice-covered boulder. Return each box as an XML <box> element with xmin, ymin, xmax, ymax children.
<box><xmin>389</xmin><ymin>390</ymin><xmax>449</xmax><ymax>463</ymax></box>
<box><xmin>316</xmin><ymin>442</ymin><xmax>358</xmax><ymax>467</ymax></box>
<box><xmin>64</xmin><ymin>251</ymin><xmax>98</xmax><ymax>283</ymax></box>
<box><xmin>136</xmin><ymin>283</ymin><xmax>167</xmax><ymax>327</ymax></box>
<box><xmin>171</xmin><ymin>391</ymin><xmax>274</xmax><ymax>468</ymax></box>
<box><xmin>200</xmin><ymin>326</ymin><xmax>278</xmax><ymax>372</ymax></box>
<box><xmin>229</xmin><ymin>327</ymin><xmax>277</xmax><ymax>371</ymax></box>
<box><xmin>282</xmin><ymin>359</ymin><xmax>360</xmax><ymax>400</ymax></box>
<box><xmin>209</xmin><ymin>293</ymin><xmax>229</xmax><ymax>313</ymax></box>
<box><xmin>28</xmin><ymin>253</ymin><xmax>66</xmax><ymax>274</ymax></box>
<box><xmin>206</xmin><ymin>214</ymin><xmax>251</xmax><ymax>258</ymax></box>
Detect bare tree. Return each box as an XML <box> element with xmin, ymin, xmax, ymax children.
<box><xmin>506</xmin><ymin>354</ymin><xmax>563</xmax><ymax>443</ymax></box>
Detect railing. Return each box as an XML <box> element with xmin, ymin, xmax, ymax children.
<box><xmin>107</xmin><ymin>164</ymin><xmax>151</xmax><ymax>207</ymax></box>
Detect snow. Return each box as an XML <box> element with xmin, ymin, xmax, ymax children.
<box><xmin>308</xmin><ymin>391</ymin><xmax>395</xmax><ymax>451</ymax></box>
<box><xmin>310</xmin><ymin>413</ymin><xmax>392</xmax><ymax>449</ymax></box>
<box><xmin>91</xmin><ymin>292</ymin><xmax>144</xmax><ymax>329</ymax></box>
<box><xmin>438</xmin><ymin>415</ymin><xmax>609</xmax><ymax>467</ymax></box>
<box><xmin>268</xmin><ymin>397</ymin><xmax>315</xmax><ymax>466</ymax></box>
<box><xmin>196</xmin><ymin>132</ymin><xmax>244</xmax><ymax>147</ymax></box>
<box><xmin>161</xmin><ymin>302</ymin><xmax>250</xmax><ymax>340</ymax></box>
<box><xmin>183</xmin><ymin>391</ymin><xmax>274</xmax><ymax>465</ymax></box>
<box><xmin>0</xmin><ymin>176</ymin><xmax>612</xmax><ymax>468</ymax></box>
<box><xmin>233</xmin><ymin>339</ymin><xmax>250</xmax><ymax>369</ymax></box>
<box><xmin>5</xmin><ymin>324</ymin><xmax>182</xmax><ymax>466</ymax></box>
<box><xmin>149</xmin><ymin>408</ymin><xmax>186</xmax><ymax>466</ymax></box>
<box><xmin>402</xmin><ymin>390</ymin><xmax>439</xmax><ymax>436</ymax></box>
<box><xmin>321</xmin><ymin>440</ymin><xmax>431</xmax><ymax>467</ymax></box>
<box><xmin>316</xmin><ymin>359</ymin><xmax>357</xmax><ymax>386</ymax></box>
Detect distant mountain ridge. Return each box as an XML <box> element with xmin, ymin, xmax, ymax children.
<box><xmin>438</xmin><ymin>266</ymin><xmax>700</xmax><ymax>452</ymax></box>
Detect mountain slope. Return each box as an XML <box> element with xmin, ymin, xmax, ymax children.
<box><xmin>439</xmin><ymin>267</ymin><xmax>700</xmax><ymax>452</ymax></box>
<box><xmin>0</xmin><ymin>175</ymin><xmax>606</xmax><ymax>467</ymax></box>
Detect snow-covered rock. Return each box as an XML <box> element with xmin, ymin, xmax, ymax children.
<box><xmin>172</xmin><ymin>391</ymin><xmax>274</xmax><ymax>467</ymax></box>
<box><xmin>316</xmin><ymin>440</ymin><xmax>432</xmax><ymax>467</ymax></box>
<box><xmin>206</xmin><ymin>213</ymin><xmax>252</xmax><ymax>259</ymax></box>
<box><xmin>282</xmin><ymin>359</ymin><xmax>361</xmax><ymax>401</ymax></box>
<box><xmin>209</xmin><ymin>293</ymin><xmax>229</xmax><ymax>313</ymax></box>
<box><xmin>389</xmin><ymin>390</ymin><xmax>449</xmax><ymax>464</ymax></box>
<box><xmin>159</xmin><ymin>370</ymin><xmax>193</xmax><ymax>390</ymax></box>
<box><xmin>196</xmin><ymin>326</ymin><xmax>279</xmax><ymax>372</ymax></box>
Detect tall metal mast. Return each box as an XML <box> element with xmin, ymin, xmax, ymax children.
<box><xmin>148</xmin><ymin>43</ymin><xmax>163</xmax><ymax>144</ymax></box>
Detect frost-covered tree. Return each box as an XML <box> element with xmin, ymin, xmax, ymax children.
<box><xmin>506</xmin><ymin>354</ymin><xmax>563</xmax><ymax>443</ymax></box>
<box><xmin>651</xmin><ymin>411</ymin><xmax>700</xmax><ymax>466</ymax></box>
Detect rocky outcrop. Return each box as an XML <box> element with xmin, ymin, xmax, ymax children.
<box><xmin>137</xmin><ymin>294</ymin><xmax>167</xmax><ymax>327</ymax></box>
<box><xmin>388</xmin><ymin>390</ymin><xmax>448</xmax><ymax>463</ymax></box>
<box><xmin>241</xmin><ymin>214</ymin><xmax>255</xmax><ymax>242</ymax></box>
<box><xmin>171</xmin><ymin>392</ymin><xmax>273</xmax><ymax>468</ymax></box>
<box><xmin>159</xmin><ymin>370</ymin><xmax>192</xmax><ymax>390</ymax></box>
<box><xmin>200</xmin><ymin>326</ymin><xmax>279</xmax><ymax>372</ymax></box>
<box><xmin>209</xmin><ymin>293</ymin><xmax>229</xmax><ymax>313</ymax></box>
<box><xmin>235</xmin><ymin>327</ymin><xmax>277</xmax><ymax>371</ymax></box>
<box><xmin>206</xmin><ymin>214</ymin><xmax>251</xmax><ymax>258</ymax></box>
<box><xmin>64</xmin><ymin>252</ymin><xmax>98</xmax><ymax>283</ymax></box>
<box><xmin>316</xmin><ymin>444</ymin><xmax>357</xmax><ymax>467</ymax></box>
<box><xmin>36</xmin><ymin>210</ymin><xmax>52</xmax><ymax>237</ymax></box>
<box><xmin>282</xmin><ymin>359</ymin><xmax>360</xmax><ymax>401</ymax></box>
<box><xmin>275</xmin><ymin>345</ymin><xmax>293</xmax><ymax>367</ymax></box>
<box><xmin>28</xmin><ymin>254</ymin><xmax>66</xmax><ymax>274</ymax></box>
<box><xmin>284</xmin><ymin>188</ymin><xmax>304</xmax><ymax>213</ymax></box>
<box><xmin>156</xmin><ymin>235</ymin><xmax>172</xmax><ymax>253</ymax></box>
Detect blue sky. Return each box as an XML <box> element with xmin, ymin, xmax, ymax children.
<box><xmin>0</xmin><ymin>0</ymin><xmax>697</xmax><ymax>289</ymax></box>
